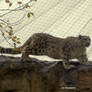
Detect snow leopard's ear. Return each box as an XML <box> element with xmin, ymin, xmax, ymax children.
<box><xmin>78</xmin><ymin>35</ymin><xmax>82</xmax><ymax>39</ymax></box>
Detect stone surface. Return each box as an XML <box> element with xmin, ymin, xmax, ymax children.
<box><xmin>0</xmin><ymin>55</ymin><xmax>92</xmax><ymax>92</ymax></box>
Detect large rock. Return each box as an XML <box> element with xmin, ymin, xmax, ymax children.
<box><xmin>0</xmin><ymin>55</ymin><xmax>92</xmax><ymax>92</ymax></box>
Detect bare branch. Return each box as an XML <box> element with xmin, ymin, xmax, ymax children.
<box><xmin>0</xmin><ymin>0</ymin><xmax>34</xmax><ymax>17</ymax></box>
<box><xmin>0</xmin><ymin>0</ymin><xmax>36</xmax><ymax>46</ymax></box>
<box><xmin>0</xmin><ymin>19</ymin><xmax>9</xmax><ymax>25</ymax></box>
<box><xmin>0</xmin><ymin>27</ymin><xmax>13</xmax><ymax>47</ymax></box>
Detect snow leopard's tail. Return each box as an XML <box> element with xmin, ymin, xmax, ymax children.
<box><xmin>0</xmin><ymin>46</ymin><xmax>22</xmax><ymax>54</ymax></box>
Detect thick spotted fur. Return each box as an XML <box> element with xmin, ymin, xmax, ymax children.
<box><xmin>0</xmin><ymin>33</ymin><xmax>91</xmax><ymax>69</ymax></box>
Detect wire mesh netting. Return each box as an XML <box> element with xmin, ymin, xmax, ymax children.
<box><xmin>0</xmin><ymin>0</ymin><xmax>92</xmax><ymax>61</ymax></box>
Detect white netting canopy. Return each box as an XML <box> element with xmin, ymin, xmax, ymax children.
<box><xmin>0</xmin><ymin>0</ymin><xmax>92</xmax><ymax>61</ymax></box>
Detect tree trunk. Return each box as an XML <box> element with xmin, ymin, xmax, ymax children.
<box><xmin>0</xmin><ymin>55</ymin><xmax>92</xmax><ymax>92</ymax></box>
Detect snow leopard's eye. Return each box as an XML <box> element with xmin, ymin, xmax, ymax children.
<box><xmin>83</xmin><ymin>36</ymin><xmax>91</xmax><ymax>47</ymax></box>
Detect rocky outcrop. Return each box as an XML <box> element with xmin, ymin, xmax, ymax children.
<box><xmin>0</xmin><ymin>55</ymin><xmax>92</xmax><ymax>92</ymax></box>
